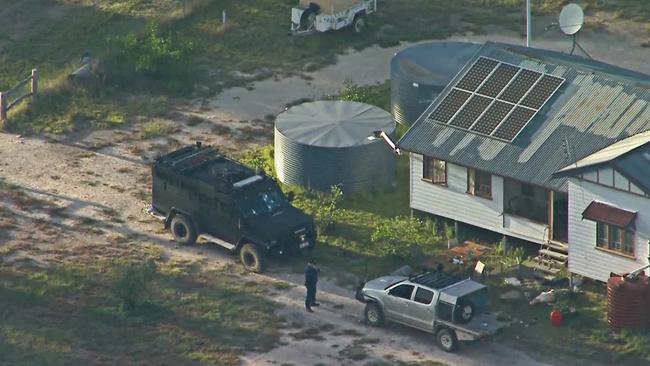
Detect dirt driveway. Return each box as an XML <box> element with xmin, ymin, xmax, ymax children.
<box><xmin>0</xmin><ymin>132</ymin><xmax>552</xmax><ymax>366</ymax></box>
<box><xmin>1</xmin><ymin>18</ymin><xmax>648</xmax><ymax>366</ymax></box>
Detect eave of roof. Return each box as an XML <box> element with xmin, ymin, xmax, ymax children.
<box><xmin>558</xmin><ymin>130</ymin><xmax>650</xmax><ymax>173</ymax></box>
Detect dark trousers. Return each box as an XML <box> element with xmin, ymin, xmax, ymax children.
<box><xmin>305</xmin><ymin>284</ymin><xmax>316</xmax><ymax>309</ymax></box>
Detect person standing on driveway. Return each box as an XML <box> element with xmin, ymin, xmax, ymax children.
<box><xmin>305</xmin><ymin>259</ymin><xmax>320</xmax><ymax>312</ymax></box>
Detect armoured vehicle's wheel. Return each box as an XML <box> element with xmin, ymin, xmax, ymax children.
<box><xmin>240</xmin><ymin>243</ymin><xmax>265</xmax><ymax>273</ymax></box>
<box><xmin>364</xmin><ymin>303</ymin><xmax>384</xmax><ymax>326</ymax></box>
<box><xmin>455</xmin><ymin>300</ymin><xmax>474</xmax><ymax>324</ymax></box>
<box><xmin>352</xmin><ymin>15</ymin><xmax>366</xmax><ymax>33</ymax></box>
<box><xmin>436</xmin><ymin>328</ymin><xmax>458</xmax><ymax>352</ymax></box>
<box><xmin>171</xmin><ymin>214</ymin><xmax>197</xmax><ymax>245</ymax></box>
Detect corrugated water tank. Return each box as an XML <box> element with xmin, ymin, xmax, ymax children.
<box><xmin>390</xmin><ymin>42</ymin><xmax>481</xmax><ymax>125</ymax></box>
<box><xmin>274</xmin><ymin>101</ymin><xmax>396</xmax><ymax>194</ymax></box>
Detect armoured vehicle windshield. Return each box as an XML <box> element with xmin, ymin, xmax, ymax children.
<box><xmin>238</xmin><ymin>183</ymin><xmax>287</xmax><ymax>218</ymax></box>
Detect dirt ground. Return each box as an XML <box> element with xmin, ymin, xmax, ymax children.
<box><xmin>2</xmin><ymin>16</ymin><xmax>649</xmax><ymax>366</ymax></box>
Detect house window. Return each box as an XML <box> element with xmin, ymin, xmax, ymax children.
<box><xmin>467</xmin><ymin>168</ymin><xmax>492</xmax><ymax>199</ymax></box>
<box><xmin>596</xmin><ymin>222</ymin><xmax>634</xmax><ymax>256</ymax></box>
<box><xmin>503</xmin><ymin>178</ymin><xmax>548</xmax><ymax>223</ymax></box>
<box><xmin>423</xmin><ymin>156</ymin><xmax>447</xmax><ymax>185</ymax></box>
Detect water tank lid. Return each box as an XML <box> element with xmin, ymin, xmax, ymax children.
<box><xmin>275</xmin><ymin>101</ymin><xmax>394</xmax><ymax>148</ymax></box>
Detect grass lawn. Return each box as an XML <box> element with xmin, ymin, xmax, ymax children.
<box><xmin>4</xmin><ymin>0</ymin><xmax>647</xmax><ymax>135</ymax></box>
<box><xmin>0</xmin><ymin>257</ymin><xmax>282</xmax><ymax>366</ymax></box>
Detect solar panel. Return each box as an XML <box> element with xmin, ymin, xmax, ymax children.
<box><xmin>428</xmin><ymin>88</ymin><xmax>471</xmax><ymax>123</ymax></box>
<box><xmin>520</xmin><ymin>74</ymin><xmax>564</xmax><ymax>109</ymax></box>
<box><xmin>471</xmin><ymin>101</ymin><xmax>514</xmax><ymax>135</ymax></box>
<box><xmin>430</xmin><ymin>56</ymin><xmax>565</xmax><ymax>142</ymax></box>
<box><xmin>493</xmin><ymin>106</ymin><xmax>537</xmax><ymax>141</ymax></box>
<box><xmin>449</xmin><ymin>95</ymin><xmax>492</xmax><ymax>129</ymax></box>
<box><xmin>477</xmin><ymin>63</ymin><xmax>519</xmax><ymax>97</ymax></box>
<box><xmin>456</xmin><ymin>57</ymin><xmax>499</xmax><ymax>92</ymax></box>
<box><xmin>498</xmin><ymin>69</ymin><xmax>542</xmax><ymax>104</ymax></box>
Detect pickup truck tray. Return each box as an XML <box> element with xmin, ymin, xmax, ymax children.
<box><xmin>436</xmin><ymin>313</ymin><xmax>509</xmax><ymax>341</ymax></box>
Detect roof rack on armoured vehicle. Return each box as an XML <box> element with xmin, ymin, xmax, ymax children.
<box><xmin>154</xmin><ymin>142</ymin><xmax>263</xmax><ymax>188</ymax></box>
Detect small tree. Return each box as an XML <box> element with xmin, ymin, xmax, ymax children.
<box><xmin>315</xmin><ymin>185</ymin><xmax>343</xmax><ymax>234</ymax></box>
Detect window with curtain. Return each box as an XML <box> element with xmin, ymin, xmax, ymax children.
<box><xmin>467</xmin><ymin>168</ymin><xmax>492</xmax><ymax>199</ymax></box>
<box><xmin>423</xmin><ymin>156</ymin><xmax>447</xmax><ymax>185</ymax></box>
<box><xmin>596</xmin><ymin>222</ymin><xmax>634</xmax><ymax>256</ymax></box>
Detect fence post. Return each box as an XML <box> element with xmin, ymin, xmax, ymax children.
<box><xmin>31</xmin><ymin>68</ymin><xmax>38</xmax><ymax>98</ymax></box>
<box><xmin>0</xmin><ymin>92</ymin><xmax>6</xmax><ymax>122</ymax></box>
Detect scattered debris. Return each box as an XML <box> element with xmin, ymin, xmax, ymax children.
<box><xmin>529</xmin><ymin>289</ymin><xmax>556</xmax><ymax>305</ymax></box>
<box><xmin>504</xmin><ymin>277</ymin><xmax>522</xmax><ymax>286</ymax></box>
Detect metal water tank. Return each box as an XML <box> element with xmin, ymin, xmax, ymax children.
<box><xmin>390</xmin><ymin>42</ymin><xmax>481</xmax><ymax>125</ymax></box>
<box><xmin>607</xmin><ymin>274</ymin><xmax>650</xmax><ymax>330</ymax></box>
<box><xmin>275</xmin><ymin>101</ymin><xmax>396</xmax><ymax>194</ymax></box>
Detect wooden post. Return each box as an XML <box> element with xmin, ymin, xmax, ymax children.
<box><xmin>31</xmin><ymin>68</ymin><xmax>38</xmax><ymax>98</ymax></box>
<box><xmin>222</xmin><ymin>10</ymin><xmax>227</xmax><ymax>25</ymax></box>
<box><xmin>0</xmin><ymin>92</ymin><xmax>6</xmax><ymax>122</ymax></box>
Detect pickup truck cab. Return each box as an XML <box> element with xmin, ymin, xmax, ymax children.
<box><xmin>356</xmin><ymin>271</ymin><xmax>505</xmax><ymax>352</ymax></box>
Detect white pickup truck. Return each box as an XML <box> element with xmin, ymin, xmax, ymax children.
<box><xmin>290</xmin><ymin>0</ymin><xmax>377</xmax><ymax>35</ymax></box>
<box><xmin>356</xmin><ymin>271</ymin><xmax>508</xmax><ymax>352</ymax></box>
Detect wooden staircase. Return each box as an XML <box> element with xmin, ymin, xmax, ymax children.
<box><xmin>532</xmin><ymin>240</ymin><xmax>568</xmax><ymax>280</ymax></box>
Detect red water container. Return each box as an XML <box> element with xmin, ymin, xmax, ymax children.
<box><xmin>607</xmin><ymin>274</ymin><xmax>650</xmax><ymax>330</ymax></box>
<box><xmin>550</xmin><ymin>309</ymin><xmax>563</xmax><ymax>327</ymax></box>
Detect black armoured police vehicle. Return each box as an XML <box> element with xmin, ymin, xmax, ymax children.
<box><xmin>150</xmin><ymin>142</ymin><xmax>316</xmax><ymax>272</ymax></box>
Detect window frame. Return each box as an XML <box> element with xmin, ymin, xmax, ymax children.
<box><xmin>413</xmin><ymin>287</ymin><xmax>434</xmax><ymax>305</ymax></box>
<box><xmin>422</xmin><ymin>156</ymin><xmax>447</xmax><ymax>186</ymax></box>
<box><xmin>467</xmin><ymin>168</ymin><xmax>492</xmax><ymax>200</ymax></box>
<box><xmin>388</xmin><ymin>284</ymin><xmax>415</xmax><ymax>300</ymax></box>
<box><xmin>595</xmin><ymin>221</ymin><xmax>635</xmax><ymax>258</ymax></box>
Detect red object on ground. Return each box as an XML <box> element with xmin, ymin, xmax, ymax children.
<box><xmin>607</xmin><ymin>274</ymin><xmax>650</xmax><ymax>330</ymax></box>
<box><xmin>550</xmin><ymin>309</ymin><xmax>563</xmax><ymax>327</ymax></box>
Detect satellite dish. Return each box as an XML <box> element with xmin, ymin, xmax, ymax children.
<box><xmin>559</xmin><ymin>3</ymin><xmax>584</xmax><ymax>35</ymax></box>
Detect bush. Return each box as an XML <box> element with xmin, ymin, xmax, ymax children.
<box><xmin>370</xmin><ymin>217</ymin><xmax>444</xmax><ymax>258</ymax></box>
<box><xmin>239</xmin><ymin>145</ymin><xmax>276</xmax><ymax>177</ymax></box>
<box><xmin>113</xmin><ymin>260</ymin><xmax>157</xmax><ymax>311</ymax></box>
<box><xmin>333</xmin><ymin>80</ymin><xmax>390</xmax><ymax>111</ymax></box>
<box><xmin>111</xmin><ymin>21</ymin><xmax>193</xmax><ymax>89</ymax></box>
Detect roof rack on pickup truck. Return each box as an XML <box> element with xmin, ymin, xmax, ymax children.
<box><xmin>409</xmin><ymin>272</ymin><xmax>462</xmax><ymax>290</ymax></box>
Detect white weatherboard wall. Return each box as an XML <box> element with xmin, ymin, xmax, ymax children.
<box><xmin>410</xmin><ymin>154</ymin><xmax>548</xmax><ymax>243</ymax></box>
<box><xmin>568</xmin><ymin>179</ymin><xmax>650</xmax><ymax>282</ymax></box>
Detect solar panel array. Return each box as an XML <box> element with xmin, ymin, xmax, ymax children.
<box><xmin>427</xmin><ymin>56</ymin><xmax>565</xmax><ymax>142</ymax></box>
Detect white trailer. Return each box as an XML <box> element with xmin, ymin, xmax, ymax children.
<box><xmin>290</xmin><ymin>0</ymin><xmax>377</xmax><ymax>35</ymax></box>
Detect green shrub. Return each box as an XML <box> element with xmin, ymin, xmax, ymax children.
<box><xmin>333</xmin><ymin>80</ymin><xmax>391</xmax><ymax>111</ymax></box>
<box><xmin>111</xmin><ymin>21</ymin><xmax>193</xmax><ymax>89</ymax></box>
<box><xmin>113</xmin><ymin>260</ymin><xmax>157</xmax><ymax>311</ymax></box>
<box><xmin>239</xmin><ymin>145</ymin><xmax>276</xmax><ymax>177</ymax></box>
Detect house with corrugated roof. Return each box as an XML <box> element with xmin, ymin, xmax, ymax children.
<box><xmin>396</xmin><ymin>42</ymin><xmax>650</xmax><ymax>282</ymax></box>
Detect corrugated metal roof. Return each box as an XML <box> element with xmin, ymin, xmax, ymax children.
<box><xmin>397</xmin><ymin>42</ymin><xmax>650</xmax><ymax>191</ymax></box>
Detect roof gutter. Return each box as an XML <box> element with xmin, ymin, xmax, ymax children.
<box><xmin>373</xmin><ymin>130</ymin><xmax>401</xmax><ymax>155</ymax></box>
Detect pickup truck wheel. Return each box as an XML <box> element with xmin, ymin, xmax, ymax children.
<box><xmin>455</xmin><ymin>300</ymin><xmax>474</xmax><ymax>324</ymax></box>
<box><xmin>364</xmin><ymin>303</ymin><xmax>384</xmax><ymax>326</ymax></box>
<box><xmin>240</xmin><ymin>243</ymin><xmax>265</xmax><ymax>273</ymax></box>
<box><xmin>352</xmin><ymin>15</ymin><xmax>366</xmax><ymax>33</ymax></box>
<box><xmin>436</xmin><ymin>328</ymin><xmax>458</xmax><ymax>352</ymax></box>
<box><xmin>170</xmin><ymin>214</ymin><xmax>197</xmax><ymax>245</ymax></box>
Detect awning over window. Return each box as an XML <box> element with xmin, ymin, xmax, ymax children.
<box><xmin>582</xmin><ymin>201</ymin><xmax>637</xmax><ymax>228</ymax></box>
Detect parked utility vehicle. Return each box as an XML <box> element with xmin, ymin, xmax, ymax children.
<box><xmin>290</xmin><ymin>0</ymin><xmax>377</xmax><ymax>35</ymax></box>
<box><xmin>356</xmin><ymin>271</ymin><xmax>506</xmax><ymax>352</ymax></box>
<box><xmin>148</xmin><ymin>142</ymin><xmax>316</xmax><ymax>272</ymax></box>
